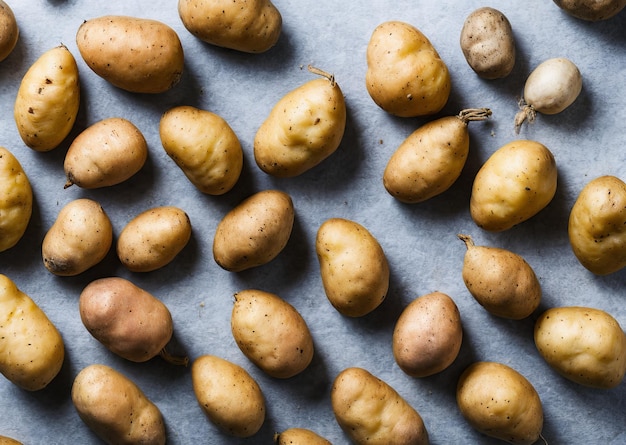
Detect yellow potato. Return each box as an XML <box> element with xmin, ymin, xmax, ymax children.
<box><xmin>470</xmin><ymin>139</ymin><xmax>557</xmax><ymax>231</ymax></box>
<box><xmin>42</xmin><ymin>198</ymin><xmax>113</xmax><ymax>276</ymax></box>
<box><xmin>553</xmin><ymin>0</ymin><xmax>626</xmax><ymax>20</ymax></box>
<box><xmin>13</xmin><ymin>45</ymin><xmax>80</xmax><ymax>152</ymax></box>
<box><xmin>159</xmin><ymin>105</ymin><xmax>243</xmax><ymax>195</ymax></box>
<box><xmin>534</xmin><ymin>306</ymin><xmax>626</xmax><ymax>389</ymax></box>
<box><xmin>316</xmin><ymin>218</ymin><xmax>389</xmax><ymax>317</ymax></box>
<box><xmin>72</xmin><ymin>364</ymin><xmax>166</xmax><ymax>445</ymax></box>
<box><xmin>178</xmin><ymin>0</ymin><xmax>282</xmax><ymax>53</ymax></box>
<box><xmin>0</xmin><ymin>436</ymin><xmax>22</xmax><ymax>445</ymax></box>
<box><xmin>0</xmin><ymin>274</ymin><xmax>64</xmax><ymax>391</ymax></box>
<box><xmin>117</xmin><ymin>206</ymin><xmax>192</xmax><ymax>272</ymax></box>
<box><xmin>366</xmin><ymin>21</ymin><xmax>450</xmax><ymax>117</ymax></box>
<box><xmin>191</xmin><ymin>354</ymin><xmax>265</xmax><ymax>437</ymax></box>
<box><xmin>76</xmin><ymin>15</ymin><xmax>184</xmax><ymax>94</ymax></box>
<box><xmin>213</xmin><ymin>190</ymin><xmax>294</xmax><ymax>272</ymax></box>
<box><xmin>568</xmin><ymin>175</ymin><xmax>626</xmax><ymax>275</ymax></box>
<box><xmin>331</xmin><ymin>367</ymin><xmax>429</xmax><ymax>445</ymax></box>
<box><xmin>63</xmin><ymin>117</ymin><xmax>147</xmax><ymax>189</ymax></box>
<box><xmin>0</xmin><ymin>147</ymin><xmax>32</xmax><ymax>252</ymax></box>
<box><xmin>274</xmin><ymin>428</ymin><xmax>331</xmax><ymax>445</ymax></box>
<box><xmin>231</xmin><ymin>289</ymin><xmax>314</xmax><ymax>378</ymax></box>
<box><xmin>0</xmin><ymin>0</ymin><xmax>18</xmax><ymax>62</ymax></box>
<box><xmin>254</xmin><ymin>66</ymin><xmax>346</xmax><ymax>177</ymax></box>
<box><xmin>457</xmin><ymin>362</ymin><xmax>543</xmax><ymax>445</ymax></box>
<box><xmin>392</xmin><ymin>291</ymin><xmax>462</xmax><ymax>377</ymax></box>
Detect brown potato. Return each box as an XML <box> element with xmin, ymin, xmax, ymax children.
<box><xmin>553</xmin><ymin>0</ymin><xmax>626</xmax><ymax>20</ymax></box>
<box><xmin>0</xmin><ymin>0</ymin><xmax>18</xmax><ymax>62</ymax></box>
<box><xmin>274</xmin><ymin>428</ymin><xmax>331</xmax><ymax>445</ymax></box>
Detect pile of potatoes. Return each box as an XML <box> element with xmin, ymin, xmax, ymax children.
<box><xmin>0</xmin><ymin>0</ymin><xmax>625</xmax><ymax>444</ymax></box>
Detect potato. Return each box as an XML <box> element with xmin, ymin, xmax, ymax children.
<box><xmin>460</xmin><ymin>7</ymin><xmax>516</xmax><ymax>79</ymax></box>
<box><xmin>254</xmin><ymin>66</ymin><xmax>346</xmax><ymax>178</ymax></box>
<box><xmin>456</xmin><ymin>361</ymin><xmax>543</xmax><ymax>444</ymax></box>
<box><xmin>213</xmin><ymin>189</ymin><xmax>294</xmax><ymax>272</ymax></box>
<box><xmin>117</xmin><ymin>206</ymin><xmax>192</xmax><ymax>272</ymax></box>
<box><xmin>0</xmin><ymin>147</ymin><xmax>32</xmax><ymax>252</ymax></box>
<box><xmin>0</xmin><ymin>0</ymin><xmax>18</xmax><ymax>62</ymax></box>
<box><xmin>178</xmin><ymin>0</ymin><xmax>282</xmax><ymax>53</ymax></box>
<box><xmin>470</xmin><ymin>139</ymin><xmax>557</xmax><ymax>232</ymax></box>
<box><xmin>331</xmin><ymin>367</ymin><xmax>429</xmax><ymax>445</ymax></box>
<box><xmin>568</xmin><ymin>175</ymin><xmax>626</xmax><ymax>275</ymax></box>
<box><xmin>231</xmin><ymin>289</ymin><xmax>314</xmax><ymax>378</ymax></box>
<box><xmin>458</xmin><ymin>234</ymin><xmax>541</xmax><ymax>319</ymax></box>
<box><xmin>13</xmin><ymin>45</ymin><xmax>80</xmax><ymax>152</ymax></box>
<box><xmin>392</xmin><ymin>291</ymin><xmax>462</xmax><ymax>377</ymax></box>
<box><xmin>76</xmin><ymin>15</ymin><xmax>184</xmax><ymax>94</ymax></box>
<box><xmin>0</xmin><ymin>274</ymin><xmax>64</xmax><ymax>391</ymax></box>
<box><xmin>534</xmin><ymin>306</ymin><xmax>626</xmax><ymax>389</ymax></box>
<box><xmin>191</xmin><ymin>354</ymin><xmax>265</xmax><ymax>437</ymax></box>
<box><xmin>72</xmin><ymin>364</ymin><xmax>166</xmax><ymax>445</ymax></box>
<box><xmin>274</xmin><ymin>428</ymin><xmax>331</xmax><ymax>445</ymax></box>
<box><xmin>42</xmin><ymin>198</ymin><xmax>113</xmax><ymax>276</ymax></box>
<box><xmin>553</xmin><ymin>0</ymin><xmax>626</xmax><ymax>20</ymax></box>
<box><xmin>316</xmin><ymin>218</ymin><xmax>389</xmax><ymax>317</ymax></box>
<box><xmin>383</xmin><ymin>108</ymin><xmax>491</xmax><ymax>203</ymax></box>
<box><xmin>159</xmin><ymin>105</ymin><xmax>243</xmax><ymax>195</ymax></box>
<box><xmin>63</xmin><ymin>117</ymin><xmax>147</xmax><ymax>189</ymax></box>
<box><xmin>366</xmin><ymin>21</ymin><xmax>450</xmax><ymax>117</ymax></box>
<box><xmin>0</xmin><ymin>436</ymin><xmax>22</xmax><ymax>445</ymax></box>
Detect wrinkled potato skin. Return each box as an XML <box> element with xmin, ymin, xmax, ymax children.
<box><xmin>366</xmin><ymin>21</ymin><xmax>450</xmax><ymax>117</ymax></box>
<box><xmin>76</xmin><ymin>15</ymin><xmax>184</xmax><ymax>93</ymax></box>
<box><xmin>0</xmin><ymin>274</ymin><xmax>64</xmax><ymax>391</ymax></box>
<box><xmin>0</xmin><ymin>0</ymin><xmax>18</xmax><ymax>62</ymax></box>
<box><xmin>331</xmin><ymin>367</ymin><xmax>429</xmax><ymax>445</ymax></box>
<box><xmin>191</xmin><ymin>355</ymin><xmax>265</xmax><ymax>437</ymax></box>
<box><xmin>553</xmin><ymin>0</ymin><xmax>626</xmax><ymax>20</ymax></box>
<box><xmin>79</xmin><ymin>277</ymin><xmax>173</xmax><ymax>363</ymax></box>
<box><xmin>178</xmin><ymin>0</ymin><xmax>282</xmax><ymax>53</ymax></box>
<box><xmin>213</xmin><ymin>190</ymin><xmax>294</xmax><ymax>272</ymax></box>
<box><xmin>159</xmin><ymin>106</ymin><xmax>243</xmax><ymax>195</ymax></box>
<box><xmin>274</xmin><ymin>428</ymin><xmax>331</xmax><ymax>445</ymax></box>
<box><xmin>568</xmin><ymin>175</ymin><xmax>626</xmax><ymax>275</ymax></box>
<box><xmin>72</xmin><ymin>364</ymin><xmax>166</xmax><ymax>445</ymax></box>
<box><xmin>231</xmin><ymin>289</ymin><xmax>314</xmax><ymax>379</ymax></box>
<box><xmin>316</xmin><ymin>218</ymin><xmax>389</xmax><ymax>317</ymax></box>
<box><xmin>14</xmin><ymin>45</ymin><xmax>80</xmax><ymax>152</ymax></box>
<box><xmin>534</xmin><ymin>306</ymin><xmax>626</xmax><ymax>389</ymax></box>
<box><xmin>0</xmin><ymin>147</ymin><xmax>32</xmax><ymax>252</ymax></box>
<box><xmin>457</xmin><ymin>362</ymin><xmax>543</xmax><ymax>445</ymax></box>
<box><xmin>470</xmin><ymin>140</ymin><xmax>557</xmax><ymax>232</ymax></box>
<box><xmin>117</xmin><ymin>206</ymin><xmax>192</xmax><ymax>272</ymax></box>
<box><xmin>393</xmin><ymin>292</ymin><xmax>462</xmax><ymax>377</ymax></box>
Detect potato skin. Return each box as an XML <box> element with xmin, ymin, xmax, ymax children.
<box><xmin>553</xmin><ymin>0</ymin><xmax>626</xmax><ymax>20</ymax></box>
<box><xmin>534</xmin><ymin>306</ymin><xmax>626</xmax><ymax>389</ymax></box>
<box><xmin>274</xmin><ymin>428</ymin><xmax>331</xmax><ymax>445</ymax></box>
<box><xmin>568</xmin><ymin>175</ymin><xmax>626</xmax><ymax>275</ymax></box>
<box><xmin>0</xmin><ymin>0</ymin><xmax>18</xmax><ymax>62</ymax></box>
<box><xmin>0</xmin><ymin>147</ymin><xmax>32</xmax><ymax>252</ymax></box>
<box><xmin>71</xmin><ymin>364</ymin><xmax>166</xmax><ymax>445</ymax></box>
<box><xmin>76</xmin><ymin>15</ymin><xmax>184</xmax><ymax>93</ymax></box>
<box><xmin>0</xmin><ymin>436</ymin><xmax>22</xmax><ymax>445</ymax></box>
<box><xmin>191</xmin><ymin>355</ymin><xmax>265</xmax><ymax>437</ymax></box>
<box><xmin>0</xmin><ymin>274</ymin><xmax>65</xmax><ymax>391</ymax></box>
<box><xmin>331</xmin><ymin>367</ymin><xmax>429</xmax><ymax>445</ymax></box>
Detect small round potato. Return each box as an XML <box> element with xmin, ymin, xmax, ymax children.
<box><xmin>553</xmin><ymin>0</ymin><xmax>626</xmax><ymax>21</ymax></box>
<box><xmin>0</xmin><ymin>146</ymin><xmax>32</xmax><ymax>252</ymax></box>
<box><xmin>0</xmin><ymin>0</ymin><xmax>18</xmax><ymax>62</ymax></box>
<box><xmin>274</xmin><ymin>428</ymin><xmax>331</xmax><ymax>445</ymax></box>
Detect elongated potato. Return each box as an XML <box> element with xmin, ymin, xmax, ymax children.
<box><xmin>0</xmin><ymin>147</ymin><xmax>32</xmax><ymax>252</ymax></box>
<box><xmin>0</xmin><ymin>0</ymin><xmax>18</xmax><ymax>62</ymax></box>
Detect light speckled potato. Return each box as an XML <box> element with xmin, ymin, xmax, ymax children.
<box><xmin>76</xmin><ymin>15</ymin><xmax>184</xmax><ymax>94</ymax></box>
<box><xmin>553</xmin><ymin>0</ymin><xmax>626</xmax><ymax>20</ymax></box>
<box><xmin>231</xmin><ymin>289</ymin><xmax>314</xmax><ymax>378</ymax></box>
<box><xmin>117</xmin><ymin>206</ymin><xmax>192</xmax><ymax>272</ymax></box>
<box><xmin>460</xmin><ymin>7</ymin><xmax>516</xmax><ymax>79</ymax></box>
<box><xmin>13</xmin><ymin>45</ymin><xmax>80</xmax><ymax>152</ymax></box>
<box><xmin>42</xmin><ymin>198</ymin><xmax>113</xmax><ymax>276</ymax></box>
<box><xmin>178</xmin><ymin>0</ymin><xmax>282</xmax><ymax>53</ymax></box>
<box><xmin>470</xmin><ymin>139</ymin><xmax>557</xmax><ymax>232</ymax></box>
<box><xmin>0</xmin><ymin>436</ymin><xmax>22</xmax><ymax>445</ymax></box>
<box><xmin>393</xmin><ymin>292</ymin><xmax>462</xmax><ymax>377</ymax></box>
<box><xmin>568</xmin><ymin>175</ymin><xmax>626</xmax><ymax>275</ymax></box>
<box><xmin>316</xmin><ymin>218</ymin><xmax>389</xmax><ymax>317</ymax></box>
<box><xmin>159</xmin><ymin>105</ymin><xmax>243</xmax><ymax>195</ymax></box>
<box><xmin>534</xmin><ymin>306</ymin><xmax>626</xmax><ymax>389</ymax></box>
<box><xmin>274</xmin><ymin>428</ymin><xmax>331</xmax><ymax>445</ymax></box>
<box><xmin>0</xmin><ymin>0</ymin><xmax>18</xmax><ymax>62</ymax></box>
<box><xmin>64</xmin><ymin>117</ymin><xmax>148</xmax><ymax>189</ymax></box>
<box><xmin>72</xmin><ymin>364</ymin><xmax>166</xmax><ymax>445</ymax></box>
<box><xmin>331</xmin><ymin>367</ymin><xmax>429</xmax><ymax>445</ymax></box>
<box><xmin>213</xmin><ymin>190</ymin><xmax>294</xmax><ymax>272</ymax></box>
<box><xmin>366</xmin><ymin>21</ymin><xmax>450</xmax><ymax>117</ymax></box>
<box><xmin>0</xmin><ymin>147</ymin><xmax>32</xmax><ymax>252</ymax></box>
<box><xmin>0</xmin><ymin>274</ymin><xmax>64</xmax><ymax>391</ymax></box>
<box><xmin>458</xmin><ymin>234</ymin><xmax>541</xmax><ymax>319</ymax></box>
<box><xmin>192</xmin><ymin>354</ymin><xmax>265</xmax><ymax>437</ymax></box>
<box><xmin>254</xmin><ymin>66</ymin><xmax>346</xmax><ymax>178</ymax></box>
<box><xmin>383</xmin><ymin>108</ymin><xmax>491</xmax><ymax>203</ymax></box>
<box><xmin>457</xmin><ymin>362</ymin><xmax>543</xmax><ymax>444</ymax></box>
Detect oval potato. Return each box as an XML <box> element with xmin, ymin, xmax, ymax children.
<box><xmin>274</xmin><ymin>428</ymin><xmax>331</xmax><ymax>445</ymax></box>
<box><xmin>553</xmin><ymin>0</ymin><xmax>626</xmax><ymax>21</ymax></box>
<box><xmin>0</xmin><ymin>146</ymin><xmax>32</xmax><ymax>252</ymax></box>
<box><xmin>0</xmin><ymin>0</ymin><xmax>18</xmax><ymax>62</ymax></box>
